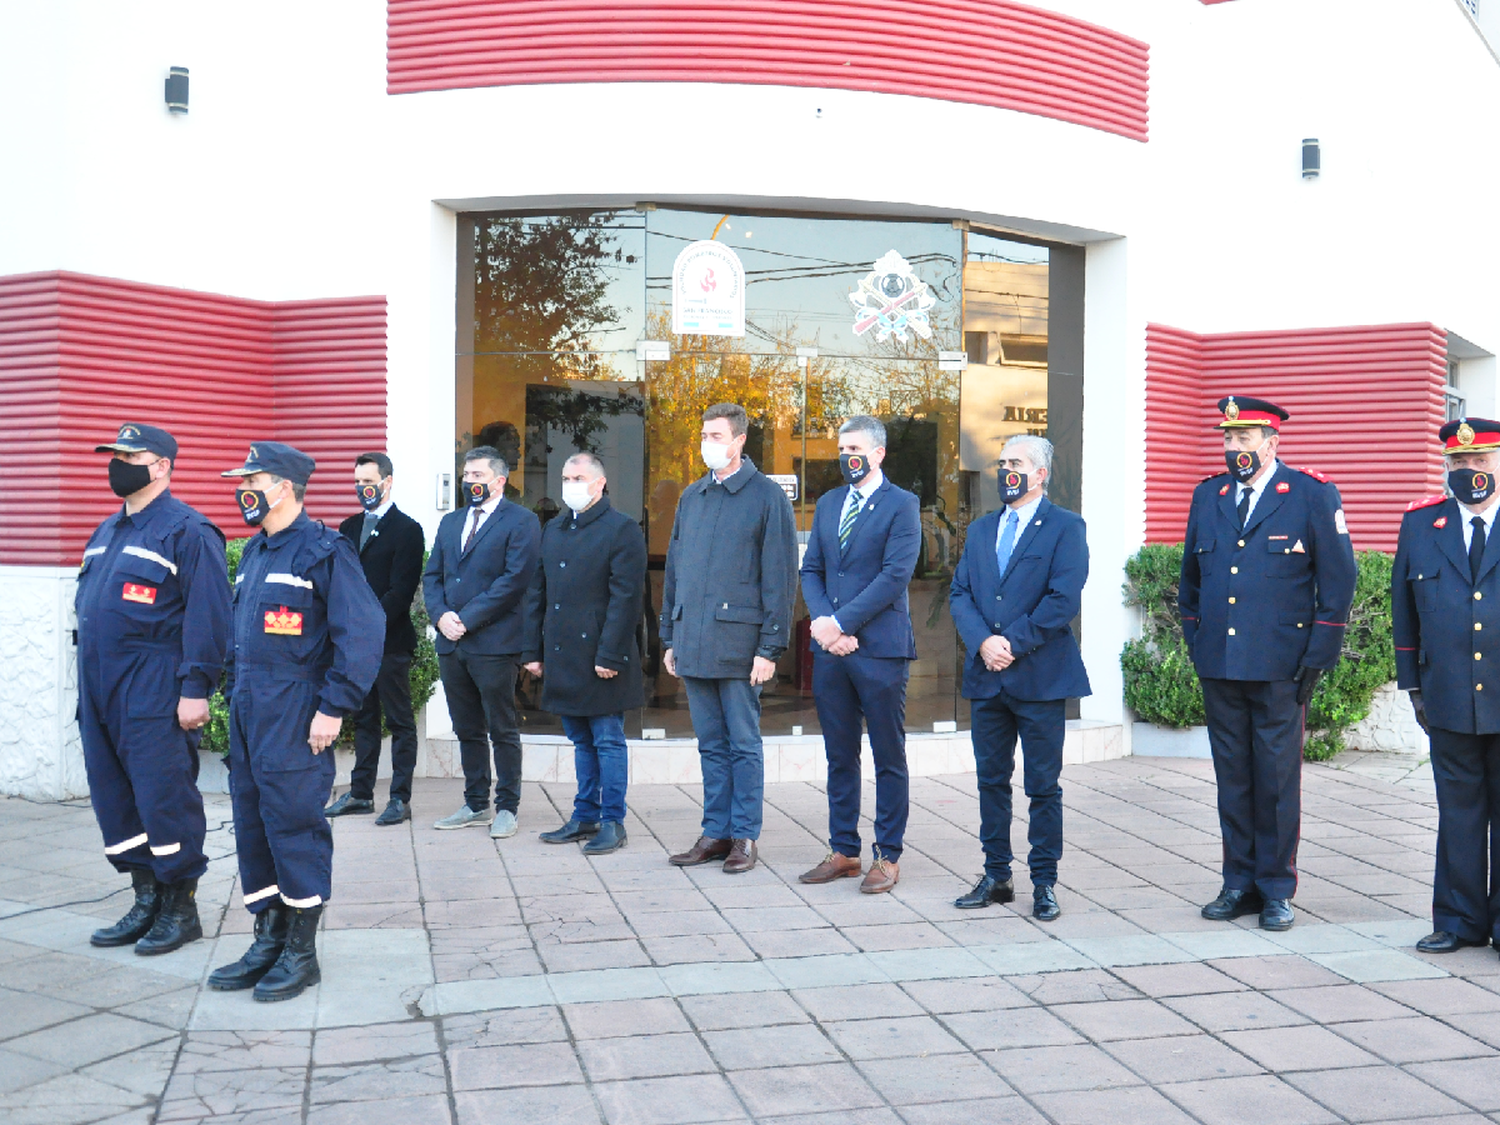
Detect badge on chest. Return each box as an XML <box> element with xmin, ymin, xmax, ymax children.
<box><xmin>264</xmin><ymin>606</ymin><xmax>304</xmax><ymax>635</ymax></box>
<box><xmin>122</xmin><ymin>583</ymin><xmax>156</xmax><ymax>605</ymax></box>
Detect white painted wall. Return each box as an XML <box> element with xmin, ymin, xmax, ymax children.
<box><xmin>4</xmin><ymin>0</ymin><xmax>1500</xmax><ymax>791</ymax></box>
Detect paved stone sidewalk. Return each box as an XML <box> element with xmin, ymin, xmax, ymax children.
<box><xmin>2</xmin><ymin>752</ymin><xmax>1499</xmax><ymax>1125</ymax></box>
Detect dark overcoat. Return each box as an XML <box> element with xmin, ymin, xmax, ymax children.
<box><xmin>521</xmin><ymin>497</ymin><xmax>647</xmax><ymax>717</ymax></box>
<box><xmin>660</xmin><ymin>459</ymin><xmax>798</xmax><ymax>679</ymax></box>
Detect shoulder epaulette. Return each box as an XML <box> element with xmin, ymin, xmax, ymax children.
<box><xmin>1405</xmin><ymin>494</ymin><xmax>1447</xmax><ymax>512</ymax></box>
<box><xmin>1299</xmin><ymin>466</ymin><xmax>1330</xmax><ymax>483</ymax></box>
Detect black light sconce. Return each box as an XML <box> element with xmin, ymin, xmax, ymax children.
<box><xmin>165</xmin><ymin>67</ymin><xmax>189</xmax><ymax>114</ymax></box>
<box><xmin>1302</xmin><ymin>137</ymin><xmax>1320</xmax><ymax>179</ymax></box>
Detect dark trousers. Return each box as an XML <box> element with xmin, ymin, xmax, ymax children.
<box><xmin>78</xmin><ymin>651</ymin><xmax>208</xmax><ymax>884</ymax></box>
<box><xmin>1201</xmin><ymin>678</ymin><xmax>1303</xmax><ymax>901</ymax></box>
<box><xmin>439</xmin><ymin>650</ymin><xmax>522</xmax><ymax>814</ymax></box>
<box><xmin>682</xmin><ymin>676</ymin><xmax>764</xmax><ymax>840</ymax></box>
<box><xmin>350</xmin><ymin>652</ymin><xmax>418</xmax><ymax>802</ymax></box>
<box><xmin>1427</xmin><ymin>727</ymin><xmax>1500</xmax><ymax>942</ymax></box>
<box><xmin>971</xmin><ymin>690</ymin><xmax>1065</xmax><ymax>885</ymax></box>
<box><xmin>813</xmin><ymin>650</ymin><xmax>910</xmax><ymax>862</ymax></box>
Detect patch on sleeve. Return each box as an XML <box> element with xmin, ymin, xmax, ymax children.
<box><xmin>1334</xmin><ymin>510</ymin><xmax>1348</xmax><ymax>535</ymax></box>
<box><xmin>122</xmin><ymin>583</ymin><xmax>156</xmax><ymax>605</ymax></box>
<box><xmin>264</xmin><ymin>606</ymin><xmax>303</xmax><ymax>635</ymax></box>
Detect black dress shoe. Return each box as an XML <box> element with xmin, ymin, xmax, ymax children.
<box><xmin>1033</xmin><ymin>884</ymin><xmax>1061</xmax><ymax>922</ymax></box>
<box><xmin>582</xmin><ymin>820</ymin><xmax>627</xmax><ymax>855</ymax></box>
<box><xmin>1416</xmin><ymin>930</ymin><xmax>1489</xmax><ymax>954</ymax></box>
<box><xmin>1260</xmin><ymin>898</ymin><xmax>1295</xmax><ymax>931</ymax></box>
<box><xmin>540</xmin><ymin>819</ymin><xmax>601</xmax><ymax>844</ymax></box>
<box><xmin>325</xmin><ymin>792</ymin><xmax>375</xmax><ymax>818</ymax></box>
<box><xmin>1201</xmin><ymin>887</ymin><xmax>1264</xmax><ymax>921</ymax></box>
<box><xmin>374</xmin><ymin>799</ymin><xmax>410</xmax><ymax>826</ymax></box>
<box><xmin>955</xmin><ymin>874</ymin><xmax>1015</xmax><ymax>910</ymax></box>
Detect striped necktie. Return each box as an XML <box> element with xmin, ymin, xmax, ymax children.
<box><xmin>839</xmin><ymin>489</ymin><xmax>864</xmax><ymax>550</ymax></box>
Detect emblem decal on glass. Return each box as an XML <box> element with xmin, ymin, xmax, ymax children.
<box><xmin>849</xmin><ymin>251</ymin><xmax>935</xmax><ymax>343</ymax></box>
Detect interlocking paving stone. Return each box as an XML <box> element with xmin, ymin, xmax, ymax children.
<box><xmin>2</xmin><ymin>756</ymin><xmax>1495</xmax><ymax>1123</ymax></box>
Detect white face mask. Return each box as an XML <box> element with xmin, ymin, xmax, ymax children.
<box><xmin>701</xmin><ymin>440</ymin><xmax>733</xmax><ymax>471</ymax></box>
<box><xmin>561</xmin><ymin>481</ymin><xmax>594</xmax><ymax>513</ymax></box>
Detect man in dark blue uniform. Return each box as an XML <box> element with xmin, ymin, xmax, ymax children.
<box><xmin>1180</xmin><ymin>396</ymin><xmax>1356</xmax><ymax>932</ymax></box>
<box><xmin>77</xmin><ymin>423</ymin><xmax>231</xmax><ymax>956</ymax></box>
<box><xmin>208</xmin><ymin>443</ymin><xmax>383</xmax><ymax>1001</ymax></box>
<box><xmin>1394</xmin><ymin>417</ymin><xmax>1500</xmax><ymax>959</ymax></box>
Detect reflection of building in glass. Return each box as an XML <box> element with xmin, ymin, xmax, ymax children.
<box><xmin>456</xmin><ymin>208</ymin><xmax>1080</xmax><ymax>740</ymax></box>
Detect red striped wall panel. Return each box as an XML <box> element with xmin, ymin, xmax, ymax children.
<box><xmin>386</xmin><ymin>0</ymin><xmax>1151</xmax><ymax>141</ymax></box>
<box><xmin>0</xmin><ymin>272</ymin><xmax>386</xmax><ymax>566</ymax></box>
<box><xmin>1145</xmin><ymin>322</ymin><xmax>1448</xmax><ymax>554</ymax></box>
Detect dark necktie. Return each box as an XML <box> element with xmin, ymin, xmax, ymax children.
<box><xmin>1236</xmin><ymin>486</ymin><xmax>1251</xmax><ymax>529</ymax></box>
<box><xmin>359</xmin><ymin>511</ymin><xmax>378</xmax><ymax>549</ymax></box>
<box><xmin>463</xmin><ymin>508</ymin><xmax>484</xmax><ymax>552</ymax></box>
<box><xmin>1471</xmin><ymin>516</ymin><xmax>1486</xmax><ymax>583</ymax></box>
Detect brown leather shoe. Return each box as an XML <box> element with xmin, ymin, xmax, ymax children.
<box><xmin>860</xmin><ymin>856</ymin><xmax>900</xmax><ymax>894</ymax></box>
<box><xmin>669</xmin><ymin>836</ymin><xmax>732</xmax><ymax>866</ymax></box>
<box><xmin>722</xmin><ymin>839</ymin><xmax>758</xmax><ymax>874</ymax></box>
<box><xmin>799</xmin><ymin>851</ymin><xmax>862</xmax><ymax>884</ymax></box>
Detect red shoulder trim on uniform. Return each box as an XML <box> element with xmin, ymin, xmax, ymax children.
<box><xmin>1405</xmin><ymin>494</ymin><xmax>1447</xmax><ymax>512</ymax></box>
<box><xmin>1299</xmin><ymin>466</ymin><xmax>1330</xmax><ymax>483</ymax></box>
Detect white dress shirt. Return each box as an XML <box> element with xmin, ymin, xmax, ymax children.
<box><xmin>463</xmin><ymin>493</ymin><xmax>501</xmax><ymax>544</ymax></box>
<box><xmin>1459</xmin><ymin>498</ymin><xmax>1500</xmax><ymax>551</ymax></box>
<box><xmin>1236</xmin><ymin>463</ymin><xmax>1278</xmax><ymax>524</ymax></box>
<box><xmin>829</xmin><ymin>469</ymin><xmax>884</xmax><ymax>633</ymax></box>
<box><xmin>996</xmin><ymin>493</ymin><xmax>1044</xmax><ymax>554</ymax></box>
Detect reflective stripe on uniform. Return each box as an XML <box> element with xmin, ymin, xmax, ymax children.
<box><xmin>244</xmin><ymin>884</ymin><xmax>281</xmax><ymax>904</ymax></box>
<box><xmin>150</xmin><ymin>842</ymin><xmax>182</xmax><ymax>856</ymax></box>
<box><xmin>265</xmin><ymin>573</ymin><xmax>314</xmax><ymax>589</ymax></box>
<box><xmin>103</xmin><ymin>833</ymin><xmax>149</xmax><ymax>855</ymax></box>
<box><xmin>83</xmin><ymin>546</ymin><xmax>107</xmax><ymax>558</ymax></box>
<box><xmin>122</xmin><ymin>545</ymin><xmax>178</xmax><ymax>575</ymax></box>
<box><xmin>280</xmin><ymin>892</ymin><xmax>323</xmax><ymax>908</ymax></box>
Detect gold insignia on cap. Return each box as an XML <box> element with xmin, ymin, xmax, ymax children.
<box><xmin>1225</xmin><ymin>398</ymin><xmax>1240</xmax><ymax>421</ymax></box>
<box><xmin>1458</xmin><ymin>422</ymin><xmax>1476</xmax><ymax>447</ymax></box>
<box><xmin>120</xmin><ymin>425</ymin><xmax>139</xmax><ymax>438</ymax></box>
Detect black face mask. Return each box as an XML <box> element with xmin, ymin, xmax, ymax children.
<box><xmin>465</xmin><ymin>480</ymin><xmax>491</xmax><ymax>506</ymax></box>
<box><xmin>1449</xmin><ymin>468</ymin><xmax>1497</xmax><ymax>507</ymax></box>
<box><xmin>236</xmin><ymin>487</ymin><xmax>274</xmax><ymax>526</ymax></box>
<box><xmin>1225</xmin><ymin>446</ymin><xmax>1264</xmax><ymax>483</ymax></box>
<box><xmin>839</xmin><ymin>453</ymin><xmax>872</xmax><ymax>487</ymax></box>
<box><xmin>108</xmin><ymin>458</ymin><xmax>154</xmax><ymax>498</ymax></box>
<box><xmin>1000</xmin><ymin>469</ymin><xmax>1028</xmax><ymax>504</ymax></box>
<box><xmin>356</xmin><ymin>482</ymin><xmax>384</xmax><ymax>512</ymax></box>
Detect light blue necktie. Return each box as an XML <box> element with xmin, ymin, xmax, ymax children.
<box><xmin>995</xmin><ymin>510</ymin><xmax>1019</xmax><ymax>577</ymax></box>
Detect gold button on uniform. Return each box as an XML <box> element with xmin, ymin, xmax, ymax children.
<box><xmin>1479</xmin><ymin>683</ymin><xmax>1485</xmax><ymax>691</ymax></box>
<box><xmin>1477</xmin><ymin>623</ymin><xmax>1484</xmax><ymax>631</ymax></box>
<box><xmin>1228</xmin><ymin>628</ymin><xmax>1237</xmax><ymax>636</ymax></box>
<box><xmin>1229</xmin><ymin>597</ymin><xmax>1236</xmax><ymax>604</ymax></box>
<box><xmin>1231</xmin><ymin>566</ymin><xmax>1239</xmax><ymax>574</ymax></box>
<box><xmin>1238</xmin><ymin>539</ymin><xmax>1246</xmax><ymax>547</ymax></box>
<box><xmin>1478</xmin><ymin>592</ymin><xmax>1485</xmax><ymax>601</ymax></box>
<box><xmin>1478</xmin><ymin>653</ymin><xmax>1484</xmax><ymax>661</ymax></box>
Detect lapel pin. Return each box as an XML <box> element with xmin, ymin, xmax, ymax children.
<box><xmin>1276</xmin><ymin>481</ymin><xmax>1290</xmax><ymax>493</ymax></box>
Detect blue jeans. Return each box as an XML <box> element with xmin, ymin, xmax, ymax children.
<box><xmin>971</xmin><ymin>691</ymin><xmax>1065</xmax><ymax>886</ymax></box>
<box><xmin>682</xmin><ymin>676</ymin><xmax>764</xmax><ymax>839</ymax></box>
<box><xmin>560</xmin><ymin>713</ymin><xmax>629</xmax><ymax>824</ymax></box>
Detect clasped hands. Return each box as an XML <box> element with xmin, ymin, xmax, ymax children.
<box><xmin>980</xmin><ymin>634</ymin><xmax>1015</xmax><ymax>672</ymax></box>
<box><xmin>437</xmin><ymin>611</ymin><xmax>467</xmax><ymax>642</ymax></box>
<box><xmin>810</xmin><ymin>616</ymin><xmax>859</xmax><ymax>657</ymax></box>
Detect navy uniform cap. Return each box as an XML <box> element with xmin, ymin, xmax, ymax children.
<box><xmin>221</xmin><ymin>441</ymin><xmax>316</xmax><ymax>486</ymax></box>
<box><xmin>1439</xmin><ymin>417</ymin><xmax>1500</xmax><ymax>454</ymax></box>
<box><xmin>1216</xmin><ymin>396</ymin><xmax>1290</xmax><ymax>431</ymax></box>
<box><xmin>95</xmin><ymin>422</ymin><xmax>178</xmax><ymax>460</ymax></box>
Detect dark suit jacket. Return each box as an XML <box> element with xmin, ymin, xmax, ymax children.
<box><xmin>800</xmin><ymin>477</ymin><xmax>921</xmax><ymax>659</ymax></box>
<box><xmin>1178</xmin><ymin>461</ymin><xmax>1355</xmax><ymax>682</ymax></box>
<box><xmin>338</xmin><ymin>505</ymin><xmax>425</xmax><ymax>655</ymax></box>
<box><xmin>949</xmin><ymin>497</ymin><xmax>1091</xmax><ymax>701</ymax></box>
<box><xmin>422</xmin><ymin>498</ymin><xmax>541</xmax><ymax>657</ymax></box>
<box><xmin>1393</xmin><ymin>495</ymin><xmax>1500</xmax><ymax>734</ymax></box>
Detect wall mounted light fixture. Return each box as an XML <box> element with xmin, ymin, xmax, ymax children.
<box><xmin>1302</xmin><ymin>138</ymin><xmax>1320</xmax><ymax>179</ymax></box>
<box><xmin>165</xmin><ymin>67</ymin><xmax>189</xmax><ymax>114</ymax></box>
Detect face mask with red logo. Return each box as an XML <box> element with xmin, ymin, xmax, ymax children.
<box><xmin>356</xmin><ymin>482</ymin><xmax>384</xmax><ymax>511</ymax></box>
<box><xmin>840</xmin><ymin>453</ymin><xmax>871</xmax><ymax>487</ymax></box>
<box><xmin>1449</xmin><ymin>468</ymin><xmax>1497</xmax><ymax>506</ymax></box>
<box><xmin>1000</xmin><ymin>469</ymin><xmax>1029</xmax><ymax>504</ymax></box>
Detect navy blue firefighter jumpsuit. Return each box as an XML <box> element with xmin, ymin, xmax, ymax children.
<box><xmin>75</xmin><ymin>491</ymin><xmax>231</xmax><ymax>881</ymax></box>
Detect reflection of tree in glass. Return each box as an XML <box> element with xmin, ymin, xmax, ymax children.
<box><xmin>473</xmin><ymin>213</ymin><xmax>632</xmax><ymax>384</ymax></box>
<box><xmin>526</xmin><ymin>385</ymin><xmax>644</xmax><ymax>458</ymax></box>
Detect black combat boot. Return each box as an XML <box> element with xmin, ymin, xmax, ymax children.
<box><xmin>91</xmin><ymin>869</ymin><xmax>160</xmax><ymax>947</ymax></box>
<box><xmin>135</xmin><ymin>877</ymin><xmax>203</xmax><ymax>955</ymax></box>
<box><xmin>253</xmin><ymin>905</ymin><xmax>323</xmax><ymax>1002</ymax></box>
<box><xmin>207</xmin><ymin>904</ymin><xmax>289</xmax><ymax>990</ymax></box>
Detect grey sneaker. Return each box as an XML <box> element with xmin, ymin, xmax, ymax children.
<box><xmin>490</xmin><ymin>810</ymin><xmax>518</xmax><ymax>839</ymax></box>
<box><xmin>433</xmin><ymin>806</ymin><xmax>491</xmax><ymax>831</ymax></box>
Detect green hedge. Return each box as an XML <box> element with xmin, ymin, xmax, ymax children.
<box><xmin>200</xmin><ymin>538</ymin><xmax>440</xmax><ymax>758</ymax></box>
<box><xmin>1121</xmin><ymin>543</ymin><xmax>1396</xmax><ymax>762</ymax></box>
